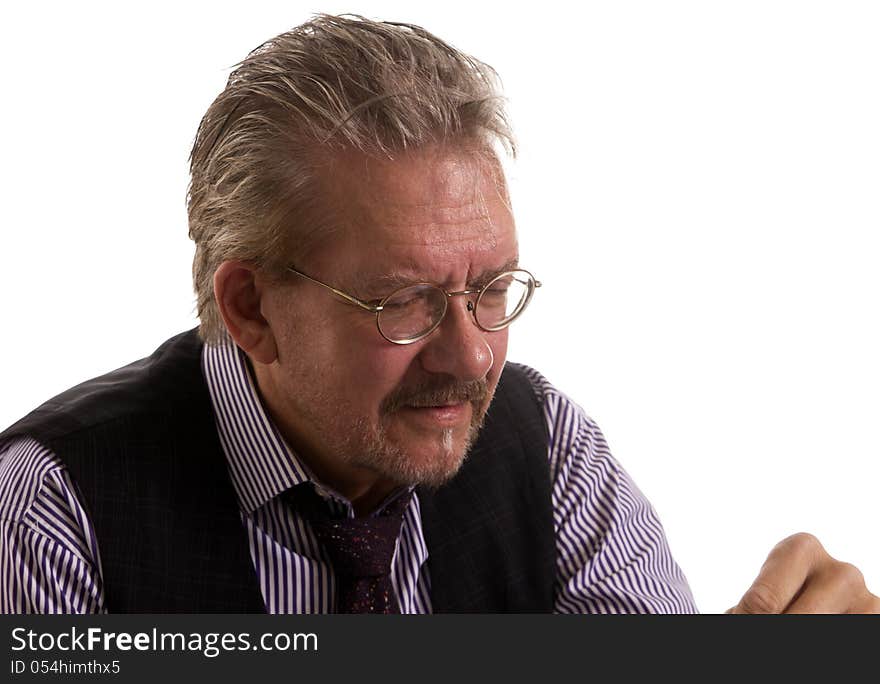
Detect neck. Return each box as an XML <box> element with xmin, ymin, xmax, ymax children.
<box><xmin>289</xmin><ymin>441</ymin><xmax>400</xmax><ymax>516</ymax></box>
<box><xmin>347</xmin><ymin>480</ymin><xmax>401</xmax><ymax>517</ymax></box>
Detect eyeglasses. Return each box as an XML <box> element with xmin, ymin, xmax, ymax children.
<box><xmin>286</xmin><ymin>265</ymin><xmax>542</xmax><ymax>345</ymax></box>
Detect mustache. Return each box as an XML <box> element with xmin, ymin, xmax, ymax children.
<box><xmin>381</xmin><ymin>377</ymin><xmax>489</xmax><ymax>414</ymax></box>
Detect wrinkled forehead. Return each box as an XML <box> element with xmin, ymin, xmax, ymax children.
<box><xmin>318</xmin><ymin>145</ymin><xmax>513</xmax><ymax>245</ymax></box>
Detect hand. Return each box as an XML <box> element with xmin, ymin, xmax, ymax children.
<box><xmin>728</xmin><ymin>532</ymin><xmax>880</xmax><ymax>614</ymax></box>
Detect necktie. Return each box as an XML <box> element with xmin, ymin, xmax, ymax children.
<box><xmin>285</xmin><ymin>484</ymin><xmax>413</xmax><ymax>613</ymax></box>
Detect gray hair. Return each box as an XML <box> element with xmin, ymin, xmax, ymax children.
<box><xmin>187</xmin><ymin>13</ymin><xmax>515</xmax><ymax>343</ymax></box>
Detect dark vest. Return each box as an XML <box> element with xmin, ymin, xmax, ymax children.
<box><xmin>0</xmin><ymin>330</ymin><xmax>555</xmax><ymax>612</ymax></box>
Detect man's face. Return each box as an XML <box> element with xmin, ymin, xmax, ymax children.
<box><xmin>258</xmin><ymin>146</ymin><xmax>517</xmax><ymax>491</ymax></box>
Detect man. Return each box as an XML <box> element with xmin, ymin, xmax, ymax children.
<box><xmin>0</xmin><ymin>14</ymin><xmax>876</xmax><ymax>614</ymax></box>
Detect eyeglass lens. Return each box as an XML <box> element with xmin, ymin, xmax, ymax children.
<box><xmin>376</xmin><ymin>270</ymin><xmax>534</xmax><ymax>343</ymax></box>
<box><xmin>475</xmin><ymin>271</ymin><xmax>533</xmax><ymax>331</ymax></box>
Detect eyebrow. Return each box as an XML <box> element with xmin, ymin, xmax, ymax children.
<box><xmin>357</xmin><ymin>257</ymin><xmax>521</xmax><ymax>296</ymax></box>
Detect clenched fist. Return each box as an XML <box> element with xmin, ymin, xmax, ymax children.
<box><xmin>728</xmin><ymin>533</ymin><xmax>880</xmax><ymax>614</ymax></box>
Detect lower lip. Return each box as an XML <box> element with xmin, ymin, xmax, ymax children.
<box><xmin>401</xmin><ymin>403</ymin><xmax>470</xmax><ymax>425</ymax></box>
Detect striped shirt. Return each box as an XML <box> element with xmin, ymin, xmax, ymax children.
<box><xmin>0</xmin><ymin>339</ymin><xmax>697</xmax><ymax>613</ymax></box>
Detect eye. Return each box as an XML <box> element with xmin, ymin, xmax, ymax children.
<box><xmin>381</xmin><ymin>284</ymin><xmax>436</xmax><ymax>311</ymax></box>
<box><xmin>482</xmin><ymin>275</ymin><xmax>514</xmax><ymax>294</ymax></box>
<box><xmin>382</xmin><ymin>295</ymin><xmax>421</xmax><ymax>310</ymax></box>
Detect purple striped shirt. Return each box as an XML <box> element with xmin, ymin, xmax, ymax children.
<box><xmin>0</xmin><ymin>339</ymin><xmax>697</xmax><ymax>613</ymax></box>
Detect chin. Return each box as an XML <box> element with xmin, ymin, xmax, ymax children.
<box><xmin>346</xmin><ymin>396</ymin><xmax>490</xmax><ymax>489</ymax></box>
<box><xmin>353</xmin><ymin>426</ymin><xmax>475</xmax><ymax>490</ymax></box>
<box><xmin>407</xmin><ymin>428</ymin><xmax>472</xmax><ymax>488</ymax></box>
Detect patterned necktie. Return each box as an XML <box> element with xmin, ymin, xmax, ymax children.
<box><xmin>285</xmin><ymin>484</ymin><xmax>413</xmax><ymax>613</ymax></box>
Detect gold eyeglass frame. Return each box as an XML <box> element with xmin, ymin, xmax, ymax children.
<box><xmin>286</xmin><ymin>266</ymin><xmax>542</xmax><ymax>345</ymax></box>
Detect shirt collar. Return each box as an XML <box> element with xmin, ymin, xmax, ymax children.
<box><xmin>201</xmin><ymin>336</ymin><xmax>311</xmax><ymax>513</ymax></box>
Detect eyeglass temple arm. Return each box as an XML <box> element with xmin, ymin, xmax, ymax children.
<box><xmin>287</xmin><ymin>267</ymin><xmax>381</xmax><ymax>313</ymax></box>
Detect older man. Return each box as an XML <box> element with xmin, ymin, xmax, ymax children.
<box><xmin>0</xmin><ymin>15</ymin><xmax>876</xmax><ymax>614</ymax></box>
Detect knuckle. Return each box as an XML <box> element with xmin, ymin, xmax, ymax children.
<box><xmin>787</xmin><ymin>532</ymin><xmax>820</xmax><ymax>552</ymax></box>
<box><xmin>739</xmin><ymin>581</ymin><xmax>784</xmax><ymax>614</ymax></box>
<box><xmin>779</xmin><ymin>532</ymin><xmax>824</xmax><ymax>562</ymax></box>
<box><xmin>836</xmin><ymin>562</ymin><xmax>865</xmax><ymax>590</ymax></box>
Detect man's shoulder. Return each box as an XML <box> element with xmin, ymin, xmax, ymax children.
<box><xmin>503</xmin><ymin>361</ymin><xmax>555</xmax><ymax>403</ymax></box>
<box><xmin>502</xmin><ymin>362</ymin><xmax>586</xmax><ymax>415</ymax></box>
<box><xmin>0</xmin><ymin>329</ymin><xmax>205</xmax><ymax>445</ymax></box>
<box><xmin>502</xmin><ymin>362</ymin><xmax>607</xmax><ymax>449</ymax></box>
<box><xmin>0</xmin><ymin>436</ymin><xmax>64</xmax><ymax>522</ymax></box>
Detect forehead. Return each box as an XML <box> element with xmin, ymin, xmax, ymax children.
<box><xmin>312</xmin><ymin>146</ymin><xmax>517</xmax><ymax>276</ymax></box>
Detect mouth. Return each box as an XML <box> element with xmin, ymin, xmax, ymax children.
<box><xmin>399</xmin><ymin>402</ymin><xmax>471</xmax><ymax>426</ymax></box>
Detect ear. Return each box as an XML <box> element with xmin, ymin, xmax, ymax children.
<box><xmin>213</xmin><ymin>260</ymin><xmax>278</xmax><ymax>364</ymax></box>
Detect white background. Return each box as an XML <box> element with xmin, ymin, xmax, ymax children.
<box><xmin>2</xmin><ymin>2</ymin><xmax>878</xmax><ymax>613</ymax></box>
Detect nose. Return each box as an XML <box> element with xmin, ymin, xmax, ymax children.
<box><xmin>417</xmin><ymin>296</ymin><xmax>494</xmax><ymax>380</ymax></box>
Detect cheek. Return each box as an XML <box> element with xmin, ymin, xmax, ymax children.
<box><xmin>320</xmin><ymin>331</ymin><xmax>421</xmax><ymax>412</ymax></box>
<box><xmin>356</xmin><ymin>344</ymin><xmax>421</xmax><ymax>395</ymax></box>
<box><xmin>487</xmin><ymin>331</ymin><xmax>510</xmax><ymax>386</ymax></box>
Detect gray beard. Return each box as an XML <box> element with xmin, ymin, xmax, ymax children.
<box><xmin>341</xmin><ymin>405</ymin><xmax>487</xmax><ymax>489</ymax></box>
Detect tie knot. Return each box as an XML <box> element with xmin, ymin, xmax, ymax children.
<box><xmin>285</xmin><ymin>485</ymin><xmax>413</xmax><ymax>580</ymax></box>
<box><xmin>310</xmin><ymin>515</ymin><xmax>403</xmax><ymax>578</ymax></box>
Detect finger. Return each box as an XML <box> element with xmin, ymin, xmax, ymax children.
<box><xmin>730</xmin><ymin>533</ymin><xmax>823</xmax><ymax>614</ymax></box>
<box><xmin>784</xmin><ymin>562</ymin><xmax>865</xmax><ymax>614</ymax></box>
